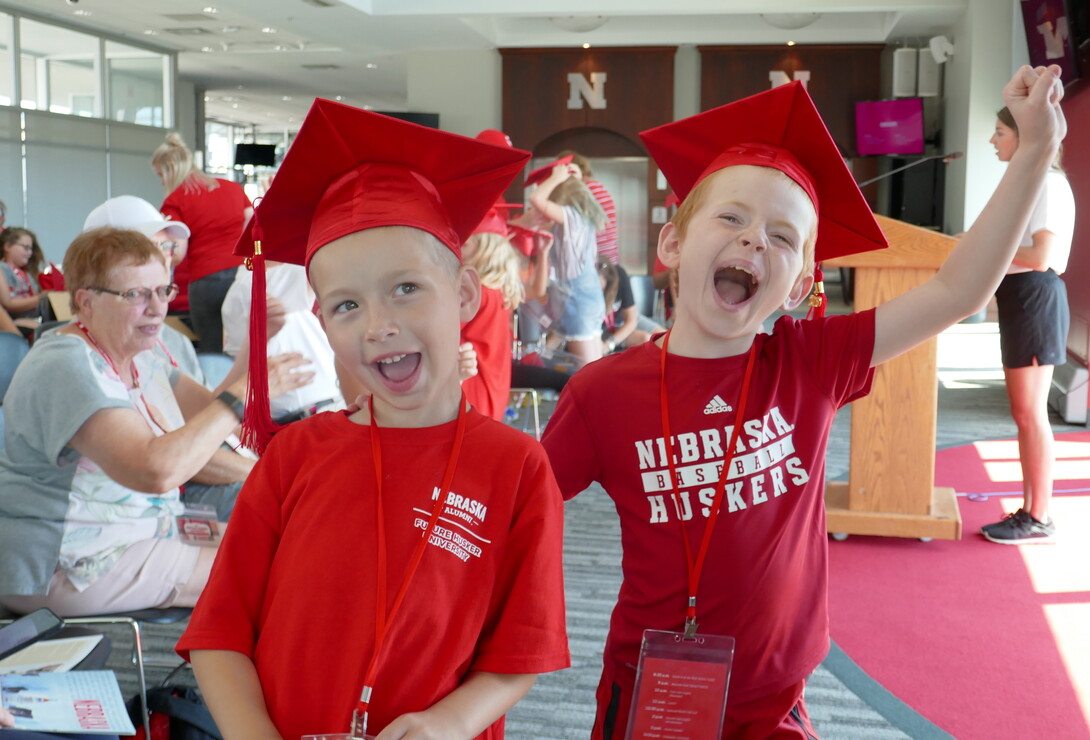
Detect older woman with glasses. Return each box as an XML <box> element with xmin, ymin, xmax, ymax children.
<box><xmin>0</xmin><ymin>227</ymin><xmax>309</xmax><ymax>617</ymax></box>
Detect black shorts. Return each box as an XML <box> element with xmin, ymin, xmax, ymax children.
<box><xmin>995</xmin><ymin>269</ymin><xmax>1069</xmax><ymax>368</ymax></box>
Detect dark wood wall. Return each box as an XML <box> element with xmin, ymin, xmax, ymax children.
<box><xmin>500</xmin><ymin>44</ymin><xmax>888</xmax><ymax>267</ymax></box>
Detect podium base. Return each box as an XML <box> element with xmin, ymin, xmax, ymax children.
<box><xmin>824</xmin><ymin>482</ymin><xmax>962</xmax><ymax>541</ymax></box>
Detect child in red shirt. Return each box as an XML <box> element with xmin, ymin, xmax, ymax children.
<box><xmin>543</xmin><ymin>66</ymin><xmax>1066</xmax><ymax>739</ymax></box>
<box><xmin>176</xmin><ymin>102</ymin><xmax>570</xmax><ymax>740</ymax></box>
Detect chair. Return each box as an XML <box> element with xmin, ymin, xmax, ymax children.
<box><xmin>628</xmin><ymin>274</ymin><xmax>656</xmax><ymax>318</ymax></box>
<box><xmin>31</xmin><ymin>320</ymin><xmax>67</xmax><ymax>345</ymax></box>
<box><xmin>65</xmin><ymin>607</ymin><xmax>193</xmax><ymax>738</ymax></box>
<box><xmin>197</xmin><ymin>352</ymin><xmax>235</xmax><ymax>389</ymax></box>
<box><xmin>0</xmin><ymin>332</ymin><xmax>30</xmax><ymax>399</ymax></box>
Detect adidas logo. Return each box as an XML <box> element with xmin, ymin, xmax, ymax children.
<box><xmin>703</xmin><ymin>395</ymin><xmax>732</xmax><ymax>415</ymax></box>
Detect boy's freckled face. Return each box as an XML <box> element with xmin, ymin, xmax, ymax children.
<box><xmin>309</xmin><ymin>226</ymin><xmax>475</xmax><ymax>427</ymax></box>
<box><xmin>669</xmin><ymin>165</ymin><xmax>816</xmax><ymax>350</ymax></box>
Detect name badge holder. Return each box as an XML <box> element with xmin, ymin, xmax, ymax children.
<box><xmin>626</xmin><ymin>629</ymin><xmax>735</xmax><ymax>740</ymax></box>
<box><xmin>176</xmin><ymin>504</ymin><xmax>220</xmax><ymax>547</ymax></box>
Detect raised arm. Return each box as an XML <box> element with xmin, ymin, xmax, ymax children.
<box><xmin>528</xmin><ymin>164</ymin><xmax>572</xmax><ymax>225</ymax></box>
<box><xmin>872</xmin><ymin>65</ymin><xmax>1066</xmax><ymax>367</ymax></box>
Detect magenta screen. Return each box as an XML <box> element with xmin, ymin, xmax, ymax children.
<box><xmin>854</xmin><ymin>98</ymin><xmax>924</xmax><ymax>156</ymax></box>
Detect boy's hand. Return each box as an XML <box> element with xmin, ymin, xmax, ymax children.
<box><xmin>374</xmin><ymin>709</ymin><xmax>460</xmax><ymax>740</ymax></box>
<box><xmin>458</xmin><ymin>342</ymin><xmax>478</xmax><ymax>382</ymax></box>
<box><xmin>1003</xmin><ymin>64</ymin><xmax>1066</xmax><ymax>151</ymax></box>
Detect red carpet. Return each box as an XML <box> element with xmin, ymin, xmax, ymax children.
<box><xmin>828</xmin><ymin>431</ymin><xmax>1090</xmax><ymax>740</ymax></box>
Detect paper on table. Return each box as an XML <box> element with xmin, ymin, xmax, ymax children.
<box><xmin>0</xmin><ymin>670</ymin><xmax>136</xmax><ymax>735</ymax></box>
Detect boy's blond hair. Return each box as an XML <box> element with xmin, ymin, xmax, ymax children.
<box><xmin>670</xmin><ymin>167</ymin><xmax>817</xmax><ymax>280</ymax></box>
<box><xmin>463</xmin><ymin>232</ymin><xmax>525</xmax><ymax>310</ymax></box>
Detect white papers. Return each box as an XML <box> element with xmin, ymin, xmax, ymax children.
<box><xmin>1</xmin><ymin>670</ymin><xmax>135</xmax><ymax>734</ymax></box>
<box><xmin>0</xmin><ymin>634</ymin><xmax>104</xmax><ymax>675</ymax></box>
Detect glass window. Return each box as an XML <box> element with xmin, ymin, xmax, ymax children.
<box><xmin>0</xmin><ymin>14</ymin><xmax>13</xmax><ymax>107</ymax></box>
<box><xmin>19</xmin><ymin>18</ymin><xmax>98</xmax><ymax>116</ymax></box>
<box><xmin>106</xmin><ymin>40</ymin><xmax>165</xmax><ymax>127</ymax></box>
<box><xmin>205</xmin><ymin>120</ymin><xmax>237</xmax><ymax>176</ymax></box>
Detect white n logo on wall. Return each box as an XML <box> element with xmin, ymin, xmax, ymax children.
<box><xmin>768</xmin><ymin>70</ymin><xmax>811</xmax><ymax>89</ymax></box>
<box><xmin>567</xmin><ymin>72</ymin><xmax>608</xmax><ymax>109</ymax></box>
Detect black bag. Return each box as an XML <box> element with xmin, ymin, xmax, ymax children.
<box><xmin>126</xmin><ymin>685</ymin><xmax>222</xmax><ymax>740</ymax></box>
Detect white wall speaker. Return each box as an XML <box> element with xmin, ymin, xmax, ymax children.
<box><xmin>892</xmin><ymin>47</ymin><xmax>918</xmax><ymax>98</ymax></box>
<box><xmin>917</xmin><ymin>48</ymin><xmax>941</xmax><ymax>97</ymax></box>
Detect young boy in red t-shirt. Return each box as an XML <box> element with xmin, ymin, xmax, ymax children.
<box><xmin>542</xmin><ymin>66</ymin><xmax>1066</xmax><ymax>738</ymax></box>
<box><xmin>176</xmin><ymin>102</ymin><xmax>570</xmax><ymax>740</ymax></box>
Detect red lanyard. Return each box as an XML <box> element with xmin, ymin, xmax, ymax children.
<box><xmin>352</xmin><ymin>395</ymin><xmax>468</xmax><ymax>739</ymax></box>
<box><xmin>75</xmin><ymin>321</ymin><xmax>175</xmax><ymax>434</ymax></box>
<box><xmin>658</xmin><ymin>330</ymin><xmax>757</xmax><ymax>638</ymax></box>
<box><xmin>75</xmin><ymin>320</ymin><xmax>139</xmax><ymax>388</ymax></box>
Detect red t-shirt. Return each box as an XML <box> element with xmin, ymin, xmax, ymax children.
<box><xmin>177</xmin><ymin>410</ymin><xmax>570</xmax><ymax>740</ymax></box>
<box><xmin>461</xmin><ymin>286</ymin><xmax>513</xmax><ymax>421</ymax></box>
<box><xmin>161</xmin><ymin>178</ymin><xmax>250</xmax><ymax>282</ymax></box>
<box><xmin>542</xmin><ymin>311</ymin><xmax>875</xmax><ymax>705</ymax></box>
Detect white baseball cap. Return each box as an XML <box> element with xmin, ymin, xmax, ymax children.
<box><xmin>83</xmin><ymin>195</ymin><xmax>191</xmax><ymax>239</ymax></box>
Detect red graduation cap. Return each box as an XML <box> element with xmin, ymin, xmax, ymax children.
<box><xmin>235</xmin><ymin>100</ymin><xmax>531</xmax><ymax>267</ymax></box>
<box><xmin>236</xmin><ymin>99</ymin><xmax>530</xmax><ymax>452</ymax></box>
<box><xmin>523</xmin><ymin>154</ymin><xmax>575</xmax><ymax>188</ymax></box>
<box><xmin>475</xmin><ymin>128</ymin><xmax>513</xmax><ymax>148</ymax></box>
<box><xmin>507</xmin><ymin>222</ymin><xmax>551</xmax><ymax>257</ymax></box>
<box><xmin>638</xmin><ymin>81</ymin><xmax>887</xmax><ymax>264</ymax></box>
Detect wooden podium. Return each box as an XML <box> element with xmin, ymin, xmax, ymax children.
<box><xmin>822</xmin><ymin>215</ymin><xmax>963</xmax><ymax>541</ymax></box>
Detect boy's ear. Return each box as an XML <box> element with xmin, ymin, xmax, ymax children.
<box><xmin>782</xmin><ymin>271</ymin><xmax>815</xmax><ymax>311</ymax></box>
<box><xmin>657</xmin><ymin>222</ymin><xmax>682</xmax><ymax>270</ymax></box>
<box><xmin>458</xmin><ymin>265</ymin><xmax>482</xmax><ymax>323</ymax></box>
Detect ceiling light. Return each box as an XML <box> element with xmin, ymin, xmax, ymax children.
<box><xmin>261</xmin><ymin>27</ymin><xmax>277</xmax><ymax>34</ymax></box>
<box><xmin>365</xmin><ymin>63</ymin><xmax>378</xmax><ymax>69</ymax></box>
<box><xmin>281</xmin><ymin>95</ymin><xmax>293</xmax><ymax>101</ymax></box>
<box><xmin>786</xmin><ymin>40</ymin><xmax>796</xmax><ymax>46</ymax></box>
<box><xmin>334</xmin><ymin>95</ymin><xmax>343</xmax><ymax>101</ymax></box>
<box><xmin>202</xmin><ymin>6</ymin><xmax>218</xmax><ymax>13</ymax></box>
<box><xmin>582</xmin><ymin>43</ymin><xmax>591</xmax><ymax>49</ymax></box>
<box><xmin>200</xmin><ymin>46</ymin><xmax>215</xmax><ymax>53</ymax></box>
<box><xmin>550</xmin><ymin>16</ymin><xmax>609</xmax><ymax>33</ymax></box>
<box><xmin>759</xmin><ymin>13</ymin><xmax>822</xmax><ymax>30</ymax></box>
<box><xmin>73</xmin><ymin>8</ymin><xmax>92</xmax><ymax>15</ymax></box>
<box><xmin>221</xmin><ymin>25</ymin><xmax>241</xmax><ymax>34</ymax></box>
<box><xmin>143</xmin><ymin>29</ymin><xmax>160</xmax><ymax>36</ymax></box>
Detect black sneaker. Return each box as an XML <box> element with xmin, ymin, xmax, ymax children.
<box><xmin>982</xmin><ymin>511</ymin><xmax>1056</xmax><ymax>544</ymax></box>
<box><xmin>980</xmin><ymin>508</ymin><xmax>1031</xmax><ymax>536</ymax></box>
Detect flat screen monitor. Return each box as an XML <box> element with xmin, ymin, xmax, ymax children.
<box><xmin>374</xmin><ymin>111</ymin><xmax>440</xmax><ymax>129</ymax></box>
<box><xmin>854</xmin><ymin>98</ymin><xmax>925</xmax><ymax>156</ymax></box>
<box><xmin>235</xmin><ymin>143</ymin><xmax>277</xmax><ymax>167</ymax></box>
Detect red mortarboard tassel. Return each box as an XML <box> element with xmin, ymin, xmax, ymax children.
<box><xmin>240</xmin><ymin>209</ymin><xmax>283</xmax><ymax>455</ymax></box>
<box><xmin>806</xmin><ymin>264</ymin><xmax>826</xmax><ymax>320</ymax></box>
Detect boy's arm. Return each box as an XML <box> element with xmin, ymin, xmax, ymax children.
<box><xmin>871</xmin><ymin>64</ymin><xmax>1065</xmax><ymax>367</ymax></box>
<box><xmin>376</xmin><ymin>672</ymin><xmax>536</xmax><ymax>740</ymax></box>
<box><xmin>190</xmin><ymin>650</ymin><xmax>283</xmax><ymax>740</ymax></box>
<box><xmin>528</xmin><ymin>164</ymin><xmax>571</xmax><ymax>224</ymax></box>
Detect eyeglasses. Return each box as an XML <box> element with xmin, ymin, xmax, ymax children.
<box><xmin>87</xmin><ymin>284</ymin><xmax>179</xmax><ymax>305</ymax></box>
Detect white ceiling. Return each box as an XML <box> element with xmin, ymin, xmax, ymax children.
<box><xmin>4</xmin><ymin>0</ymin><xmax>967</xmax><ymax>132</ymax></box>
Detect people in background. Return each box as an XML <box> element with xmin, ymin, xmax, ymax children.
<box><xmin>979</xmin><ymin>104</ymin><xmax>1075</xmax><ymax>545</ymax></box>
<box><xmin>597</xmin><ymin>257</ymin><xmax>663</xmax><ymax>353</ymax></box>
<box><xmin>0</xmin><ymin>227</ymin><xmax>309</xmax><ymax>617</ymax></box>
<box><xmin>152</xmin><ymin>132</ymin><xmax>252</xmax><ymax>352</ymax></box>
<box><xmin>460</xmin><ymin>230</ymin><xmax>525</xmax><ymax>419</ymax></box>
<box><xmin>560</xmin><ymin>150</ymin><xmax>619</xmax><ymax>265</ymax></box>
<box><xmin>0</xmin><ymin>227</ymin><xmax>43</xmax><ymax>337</ymax></box>
<box><xmin>221</xmin><ymin>260</ymin><xmax>341</xmax><ymax>423</ymax></box>
<box><xmin>525</xmin><ymin>158</ymin><xmax>608</xmax><ymax>366</ymax></box>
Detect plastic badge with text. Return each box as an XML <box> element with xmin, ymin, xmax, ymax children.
<box><xmin>626</xmin><ymin>630</ymin><xmax>735</xmax><ymax>740</ymax></box>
